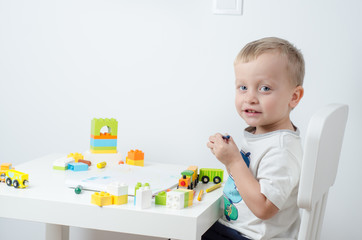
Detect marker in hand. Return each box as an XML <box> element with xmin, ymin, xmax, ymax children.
<box><xmin>222</xmin><ymin>135</ymin><xmax>230</xmax><ymax>141</ymax></box>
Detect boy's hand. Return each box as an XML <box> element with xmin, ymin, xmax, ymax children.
<box><xmin>207</xmin><ymin>133</ymin><xmax>242</xmax><ymax>168</ymax></box>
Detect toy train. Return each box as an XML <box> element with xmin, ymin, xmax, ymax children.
<box><xmin>178</xmin><ymin>166</ymin><xmax>224</xmax><ymax>190</ymax></box>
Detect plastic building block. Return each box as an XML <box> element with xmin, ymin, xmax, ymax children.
<box><xmin>126</xmin><ymin>149</ymin><xmax>144</xmax><ymax>166</ymax></box>
<box><xmin>112</xmin><ymin>195</ymin><xmax>128</xmax><ymax>205</ymax></box>
<box><xmin>68</xmin><ymin>162</ymin><xmax>89</xmax><ymax>171</ymax></box>
<box><xmin>155</xmin><ymin>191</ymin><xmax>167</xmax><ymax>205</ymax></box>
<box><xmin>91</xmin><ymin>118</ymin><xmax>118</xmax><ymax>137</ymax></box>
<box><xmin>125</xmin><ymin>158</ymin><xmax>144</xmax><ymax>166</ymax></box>
<box><xmin>53</xmin><ymin>157</ymin><xmax>74</xmax><ymax>170</ymax></box>
<box><xmin>135</xmin><ymin>186</ymin><xmax>152</xmax><ymax>209</ymax></box>
<box><xmin>67</xmin><ymin>153</ymin><xmax>84</xmax><ymax>162</ymax></box>
<box><xmin>90</xmin><ymin>118</ymin><xmax>118</xmax><ymax>154</ymax></box>
<box><xmin>127</xmin><ymin>150</ymin><xmax>144</xmax><ymax>160</ymax></box>
<box><xmin>4</xmin><ymin>170</ymin><xmax>29</xmax><ymax>188</ymax></box>
<box><xmin>91</xmin><ymin>192</ymin><xmax>112</xmax><ymax>207</ymax></box>
<box><xmin>97</xmin><ymin>161</ymin><xmax>107</xmax><ymax>169</ymax></box>
<box><xmin>90</xmin><ymin>149</ymin><xmax>117</xmax><ymax>154</ymax></box>
<box><xmin>166</xmin><ymin>189</ymin><xmax>194</xmax><ymax>209</ymax></box>
<box><xmin>106</xmin><ymin>182</ymin><xmax>128</xmax><ymax>196</ymax></box>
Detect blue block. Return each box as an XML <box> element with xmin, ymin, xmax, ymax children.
<box><xmin>68</xmin><ymin>162</ymin><xmax>89</xmax><ymax>171</ymax></box>
<box><xmin>90</xmin><ymin>138</ymin><xmax>117</xmax><ymax>147</ymax></box>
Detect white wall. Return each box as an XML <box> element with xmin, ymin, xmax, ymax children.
<box><xmin>1</xmin><ymin>0</ymin><xmax>361</xmax><ymax>239</ymax></box>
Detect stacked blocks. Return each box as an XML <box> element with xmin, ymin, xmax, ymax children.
<box><xmin>126</xmin><ymin>150</ymin><xmax>144</xmax><ymax>166</ymax></box>
<box><xmin>53</xmin><ymin>157</ymin><xmax>74</xmax><ymax>170</ymax></box>
<box><xmin>91</xmin><ymin>192</ymin><xmax>113</xmax><ymax>207</ymax></box>
<box><xmin>166</xmin><ymin>189</ymin><xmax>194</xmax><ymax>209</ymax></box>
<box><xmin>90</xmin><ymin>118</ymin><xmax>118</xmax><ymax>154</ymax></box>
<box><xmin>106</xmin><ymin>182</ymin><xmax>128</xmax><ymax>205</ymax></box>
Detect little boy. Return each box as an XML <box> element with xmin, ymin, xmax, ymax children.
<box><xmin>204</xmin><ymin>37</ymin><xmax>305</xmax><ymax>240</ymax></box>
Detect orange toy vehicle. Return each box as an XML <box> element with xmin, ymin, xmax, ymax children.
<box><xmin>0</xmin><ymin>163</ymin><xmax>14</xmax><ymax>182</ymax></box>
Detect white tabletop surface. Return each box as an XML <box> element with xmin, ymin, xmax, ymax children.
<box><xmin>0</xmin><ymin>154</ymin><xmax>224</xmax><ymax>240</ymax></box>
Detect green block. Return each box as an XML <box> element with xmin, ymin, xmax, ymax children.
<box><xmin>90</xmin><ymin>146</ymin><xmax>117</xmax><ymax>151</ymax></box>
<box><xmin>91</xmin><ymin>118</ymin><xmax>118</xmax><ymax>136</ymax></box>
<box><xmin>53</xmin><ymin>166</ymin><xmax>67</xmax><ymax>170</ymax></box>
<box><xmin>155</xmin><ymin>191</ymin><xmax>167</xmax><ymax>205</ymax></box>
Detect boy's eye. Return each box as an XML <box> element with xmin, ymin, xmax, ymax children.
<box><xmin>259</xmin><ymin>86</ymin><xmax>271</xmax><ymax>92</ymax></box>
<box><xmin>239</xmin><ymin>86</ymin><xmax>247</xmax><ymax>91</ymax></box>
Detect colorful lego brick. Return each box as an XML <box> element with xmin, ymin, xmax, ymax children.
<box><xmin>90</xmin><ymin>149</ymin><xmax>118</xmax><ymax>154</ymax></box>
<box><xmin>53</xmin><ymin>157</ymin><xmax>74</xmax><ymax>170</ymax></box>
<box><xmin>91</xmin><ymin>133</ymin><xmax>118</xmax><ymax>139</ymax></box>
<box><xmin>125</xmin><ymin>157</ymin><xmax>144</xmax><ymax>166</ymax></box>
<box><xmin>91</xmin><ymin>192</ymin><xmax>112</xmax><ymax>207</ymax></box>
<box><xmin>67</xmin><ymin>153</ymin><xmax>84</xmax><ymax>162</ymax></box>
<box><xmin>166</xmin><ymin>189</ymin><xmax>194</xmax><ymax>209</ymax></box>
<box><xmin>68</xmin><ymin>162</ymin><xmax>89</xmax><ymax>171</ymax></box>
<box><xmin>135</xmin><ymin>186</ymin><xmax>152</xmax><ymax>209</ymax></box>
<box><xmin>106</xmin><ymin>182</ymin><xmax>128</xmax><ymax>196</ymax></box>
<box><xmin>91</xmin><ymin>118</ymin><xmax>118</xmax><ymax>137</ymax></box>
<box><xmin>127</xmin><ymin>150</ymin><xmax>144</xmax><ymax>160</ymax></box>
<box><xmin>112</xmin><ymin>195</ymin><xmax>128</xmax><ymax>205</ymax></box>
<box><xmin>90</xmin><ymin>138</ymin><xmax>117</xmax><ymax>147</ymax></box>
<box><xmin>155</xmin><ymin>191</ymin><xmax>167</xmax><ymax>205</ymax></box>
<box><xmin>90</xmin><ymin>146</ymin><xmax>118</xmax><ymax>151</ymax></box>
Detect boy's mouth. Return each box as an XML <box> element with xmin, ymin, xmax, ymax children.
<box><xmin>244</xmin><ymin>109</ymin><xmax>261</xmax><ymax>113</ymax></box>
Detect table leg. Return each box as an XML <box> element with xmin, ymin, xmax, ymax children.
<box><xmin>45</xmin><ymin>223</ymin><xmax>69</xmax><ymax>240</ymax></box>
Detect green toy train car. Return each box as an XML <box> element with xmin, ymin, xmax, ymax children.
<box><xmin>178</xmin><ymin>167</ymin><xmax>224</xmax><ymax>189</ymax></box>
<box><xmin>199</xmin><ymin>168</ymin><xmax>224</xmax><ymax>184</ymax></box>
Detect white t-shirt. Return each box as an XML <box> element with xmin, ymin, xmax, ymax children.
<box><xmin>219</xmin><ymin>127</ymin><xmax>303</xmax><ymax>240</ymax></box>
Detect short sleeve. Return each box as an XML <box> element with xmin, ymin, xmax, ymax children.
<box><xmin>257</xmin><ymin>148</ymin><xmax>301</xmax><ymax>209</ymax></box>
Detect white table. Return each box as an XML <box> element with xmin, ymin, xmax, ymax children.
<box><xmin>0</xmin><ymin>154</ymin><xmax>223</xmax><ymax>240</ymax></box>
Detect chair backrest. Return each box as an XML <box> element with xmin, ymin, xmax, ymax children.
<box><xmin>297</xmin><ymin>104</ymin><xmax>348</xmax><ymax>240</ymax></box>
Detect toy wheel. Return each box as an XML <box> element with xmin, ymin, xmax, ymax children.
<box><xmin>201</xmin><ymin>176</ymin><xmax>209</xmax><ymax>184</ymax></box>
<box><xmin>6</xmin><ymin>178</ymin><xmax>12</xmax><ymax>186</ymax></box>
<box><xmin>13</xmin><ymin>180</ymin><xmax>19</xmax><ymax>188</ymax></box>
<box><xmin>23</xmin><ymin>180</ymin><xmax>29</xmax><ymax>187</ymax></box>
<box><xmin>213</xmin><ymin>176</ymin><xmax>221</xmax><ymax>184</ymax></box>
<box><xmin>190</xmin><ymin>182</ymin><xmax>194</xmax><ymax>190</ymax></box>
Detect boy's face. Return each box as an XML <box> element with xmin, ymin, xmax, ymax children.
<box><xmin>234</xmin><ymin>52</ymin><xmax>303</xmax><ymax>134</ymax></box>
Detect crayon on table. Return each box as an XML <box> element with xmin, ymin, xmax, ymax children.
<box><xmin>206</xmin><ymin>183</ymin><xmax>221</xmax><ymax>193</ymax></box>
<box><xmin>197</xmin><ymin>189</ymin><xmax>204</xmax><ymax>201</ymax></box>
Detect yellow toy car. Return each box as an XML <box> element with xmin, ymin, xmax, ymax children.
<box><xmin>4</xmin><ymin>169</ymin><xmax>29</xmax><ymax>188</ymax></box>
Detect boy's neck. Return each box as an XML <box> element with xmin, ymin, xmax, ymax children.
<box><xmin>252</xmin><ymin>121</ymin><xmax>296</xmax><ymax>135</ymax></box>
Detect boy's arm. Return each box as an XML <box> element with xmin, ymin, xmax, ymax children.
<box><xmin>207</xmin><ymin>133</ymin><xmax>279</xmax><ymax>220</ymax></box>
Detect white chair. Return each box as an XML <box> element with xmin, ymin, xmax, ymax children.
<box><xmin>297</xmin><ymin>104</ymin><xmax>349</xmax><ymax>240</ymax></box>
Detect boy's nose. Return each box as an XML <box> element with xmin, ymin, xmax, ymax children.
<box><xmin>245</xmin><ymin>91</ymin><xmax>258</xmax><ymax>104</ymax></box>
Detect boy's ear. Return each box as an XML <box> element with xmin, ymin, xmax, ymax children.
<box><xmin>289</xmin><ymin>86</ymin><xmax>304</xmax><ymax>108</ymax></box>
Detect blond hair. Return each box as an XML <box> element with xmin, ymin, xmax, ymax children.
<box><xmin>235</xmin><ymin>37</ymin><xmax>305</xmax><ymax>87</ymax></box>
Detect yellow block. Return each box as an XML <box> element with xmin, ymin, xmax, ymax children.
<box><xmin>67</xmin><ymin>152</ymin><xmax>84</xmax><ymax>162</ymax></box>
<box><xmin>125</xmin><ymin>157</ymin><xmax>144</xmax><ymax>166</ymax></box>
<box><xmin>112</xmin><ymin>195</ymin><xmax>128</xmax><ymax>205</ymax></box>
<box><xmin>91</xmin><ymin>192</ymin><xmax>112</xmax><ymax>207</ymax></box>
<box><xmin>90</xmin><ymin>149</ymin><xmax>118</xmax><ymax>154</ymax></box>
